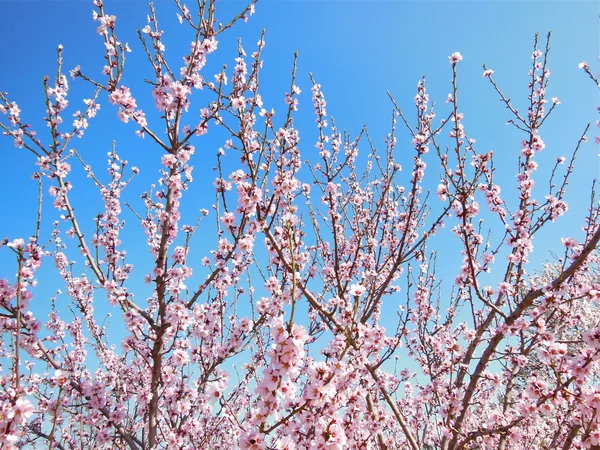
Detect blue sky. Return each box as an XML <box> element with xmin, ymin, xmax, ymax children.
<box><xmin>0</xmin><ymin>0</ymin><xmax>598</xmax><ymax>354</ymax></box>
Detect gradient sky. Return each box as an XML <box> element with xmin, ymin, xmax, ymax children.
<box><xmin>0</xmin><ymin>0</ymin><xmax>598</xmax><ymax>354</ymax></box>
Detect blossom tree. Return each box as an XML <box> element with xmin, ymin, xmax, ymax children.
<box><xmin>1</xmin><ymin>1</ymin><xmax>599</xmax><ymax>449</ymax></box>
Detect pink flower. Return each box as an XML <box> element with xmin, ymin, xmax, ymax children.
<box><xmin>583</xmin><ymin>327</ymin><xmax>600</xmax><ymax>348</ymax></box>
<box><xmin>172</xmin><ymin>246</ymin><xmax>187</xmax><ymax>265</ymax></box>
<box><xmin>349</xmin><ymin>283</ymin><xmax>366</xmax><ymax>297</ymax></box>
<box><xmin>483</xmin><ymin>69</ymin><xmax>494</xmax><ymax>77</ymax></box>
<box><xmin>221</xmin><ymin>212</ymin><xmax>236</xmax><ymax>227</ymax></box>
<box><xmin>277</xmin><ymin>436</ymin><xmax>296</xmax><ymax>450</ymax></box>
<box><xmin>14</xmin><ymin>398</ymin><xmax>34</xmax><ymax>419</ymax></box>
<box><xmin>561</xmin><ymin>237</ymin><xmax>578</xmax><ymax>248</ymax></box>
<box><xmin>172</xmin><ymin>348</ymin><xmax>190</xmax><ymax>366</ymax></box>
<box><xmin>161</xmin><ymin>153</ymin><xmax>178</xmax><ymax>168</ymax></box>
<box><xmin>449</xmin><ymin>52</ymin><xmax>463</xmax><ymax>64</ymax></box>
<box><xmin>231</xmin><ymin>96</ymin><xmax>245</xmax><ymax>110</ymax></box>
<box><xmin>240</xmin><ymin>430</ymin><xmax>266</xmax><ymax>450</ymax></box>
<box><xmin>7</xmin><ymin>238</ymin><xmax>25</xmax><ymax>249</ymax></box>
<box><xmin>437</xmin><ymin>184</ymin><xmax>448</xmax><ymax>201</ymax></box>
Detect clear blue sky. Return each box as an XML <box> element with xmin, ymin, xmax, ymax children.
<box><xmin>0</xmin><ymin>1</ymin><xmax>598</xmax><ymax>346</ymax></box>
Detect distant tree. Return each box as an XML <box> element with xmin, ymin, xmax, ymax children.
<box><xmin>1</xmin><ymin>1</ymin><xmax>599</xmax><ymax>449</ymax></box>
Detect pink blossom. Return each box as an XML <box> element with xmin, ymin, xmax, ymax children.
<box><xmin>231</xmin><ymin>96</ymin><xmax>246</xmax><ymax>110</ymax></box>
<box><xmin>240</xmin><ymin>430</ymin><xmax>266</xmax><ymax>450</ymax></box>
<box><xmin>561</xmin><ymin>237</ymin><xmax>578</xmax><ymax>248</ymax></box>
<box><xmin>349</xmin><ymin>283</ymin><xmax>366</xmax><ymax>297</ymax></box>
<box><xmin>449</xmin><ymin>52</ymin><xmax>463</xmax><ymax>64</ymax></box>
